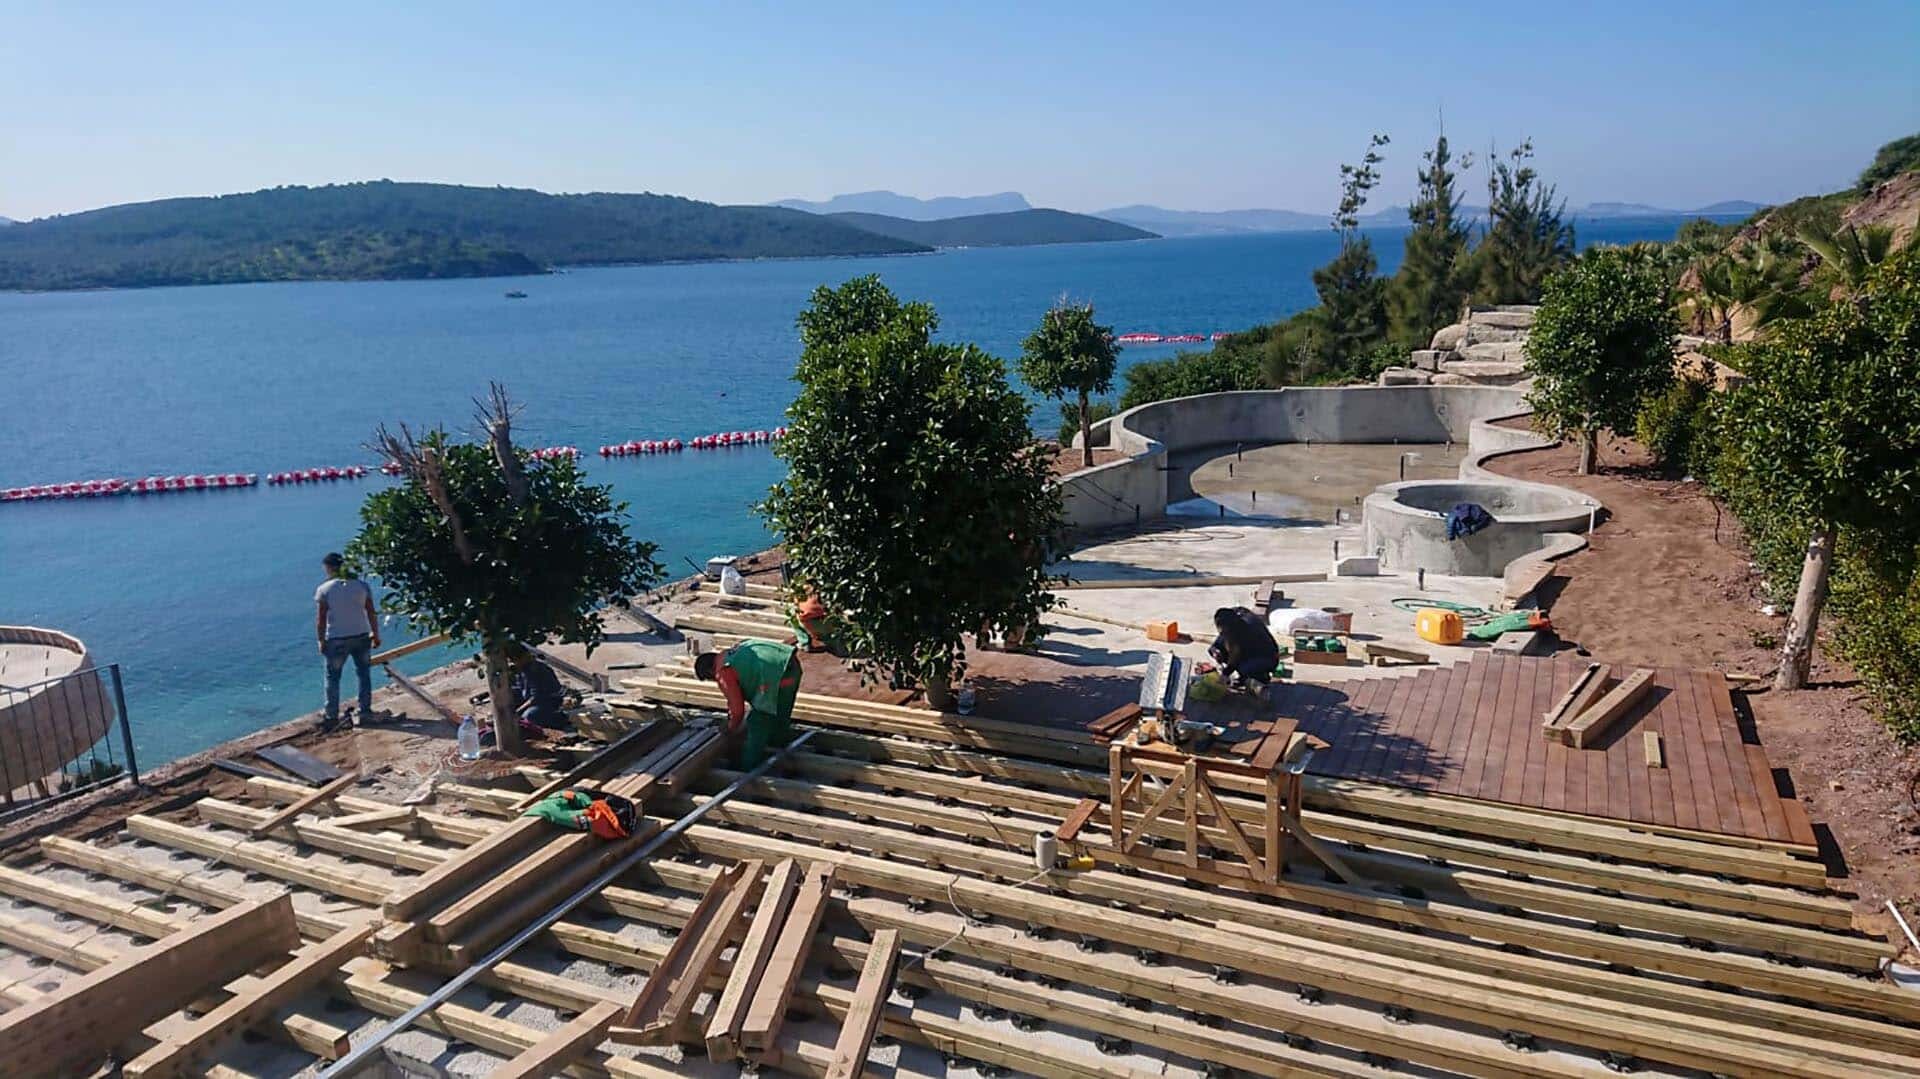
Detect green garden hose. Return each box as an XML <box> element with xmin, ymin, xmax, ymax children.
<box><xmin>1390</xmin><ymin>597</ymin><xmax>1492</xmax><ymax>620</ymax></box>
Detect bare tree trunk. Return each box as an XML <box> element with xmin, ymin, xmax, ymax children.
<box><xmin>1577</xmin><ymin>429</ymin><xmax>1597</xmax><ymax>475</ymax></box>
<box><xmin>479</xmin><ymin>382</ymin><xmax>530</xmax><ymax>507</ymax></box>
<box><xmin>483</xmin><ymin>642</ymin><xmax>527</xmax><ymax>757</ymax></box>
<box><xmin>1775</xmin><ymin>525</ymin><xmax>1834</xmax><ymax>692</ymax></box>
<box><xmin>1078</xmin><ymin>390</ymin><xmax>1093</xmax><ymax>470</ymax></box>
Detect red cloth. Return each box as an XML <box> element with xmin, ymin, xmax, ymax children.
<box><xmin>716</xmin><ymin>666</ymin><xmax>748</xmax><ymax>732</ymax></box>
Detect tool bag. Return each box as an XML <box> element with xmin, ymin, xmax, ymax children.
<box><xmin>522</xmin><ymin>789</ymin><xmax>640</xmax><ymax>840</ymax></box>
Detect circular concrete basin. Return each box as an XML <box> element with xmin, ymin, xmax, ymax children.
<box><xmin>0</xmin><ymin>627</ymin><xmax>112</xmax><ymax>792</ymax></box>
<box><xmin>1363</xmin><ymin>480</ymin><xmax>1592</xmax><ymax>577</ymax></box>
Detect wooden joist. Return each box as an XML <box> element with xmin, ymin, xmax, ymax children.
<box><xmin>0</xmin><ymin>896</ymin><xmax>299</xmax><ymax>1079</ymax></box>
<box><xmin>705</xmin><ymin>858</ymin><xmax>801</xmax><ymax>1061</ymax></box>
<box><xmin>490</xmin><ymin>1000</ymin><xmax>621</xmax><ymax>1079</ymax></box>
<box><xmin>681</xmin><ymin>817</ymin><xmax>1919</xmax><ymax>1078</ymax></box>
<box><xmin>823</xmin><ymin>928</ymin><xmax>900</xmax><ymax>1079</ymax></box>
<box><xmin>328</xmin><ymin>805</ymin><xmax>417</xmax><ymax>832</ymax></box>
<box><xmin>121</xmin><ymin>921</ymin><xmax>372</xmax><ymax>1078</ymax></box>
<box><xmin>248</xmin><ymin>770</ymin><xmax>359</xmax><ymax>837</ymax></box>
<box><xmin>1645</xmin><ymin>731</ymin><xmax>1666</xmax><ymax>768</ymax></box>
<box><xmin>1562</xmin><ymin>667</ymin><xmax>1655</xmax><ymax>749</ymax></box>
<box><xmin>512</xmin><ymin>719</ymin><xmax>679</xmax><ymax>810</ymax></box>
<box><xmin>611</xmin><ymin>859</ymin><xmax>764</xmax><ymax>1044</ymax></box>
<box><xmin>740</xmin><ymin>862</ymin><xmax>836</xmax><ymax>1055</ymax></box>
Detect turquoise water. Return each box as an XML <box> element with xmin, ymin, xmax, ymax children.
<box><xmin>0</xmin><ymin>220</ymin><xmax>1712</xmax><ymax>764</ymax></box>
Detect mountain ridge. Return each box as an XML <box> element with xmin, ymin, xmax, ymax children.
<box><xmin>1099</xmin><ymin>199</ymin><xmax>1766</xmax><ymax>236</ymax></box>
<box><xmin>0</xmin><ymin>181</ymin><xmax>930</xmax><ymax>291</ymax></box>
<box><xmin>772</xmin><ymin>190</ymin><xmax>1031</xmax><ymax>220</ymax></box>
<box><xmin>824</xmin><ymin>208</ymin><xmax>1155</xmax><ymax>248</ymax></box>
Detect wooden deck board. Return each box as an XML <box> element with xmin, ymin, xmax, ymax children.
<box><xmin>1289</xmin><ymin>654</ymin><xmax>1802</xmax><ymax>844</ymax></box>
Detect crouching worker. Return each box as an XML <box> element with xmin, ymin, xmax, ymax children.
<box><xmin>1209</xmin><ymin>606</ymin><xmax>1281</xmax><ymax>689</ymax></box>
<box><xmin>694</xmin><ymin>638</ymin><xmax>803</xmax><ymax>767</ymax></box>
<box><xmin>508</xmin><ymin>644</ymin><xmax>570</xmax><ymax>732</ymax></box>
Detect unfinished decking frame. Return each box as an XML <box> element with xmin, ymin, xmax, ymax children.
<box><xmin>0</xmin><ymin>680</ymin><xmax>1908</xmax><ymax>1078</ymax></box>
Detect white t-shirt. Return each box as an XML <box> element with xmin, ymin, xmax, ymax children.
<box><xmin>316</xmin><ymin>577</ymin><xmax>374</xmax><ymax>639</ymax></box>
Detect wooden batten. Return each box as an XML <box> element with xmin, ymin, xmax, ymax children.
<box><xmin>0</xmin><ymin>896</ymin><xmax>300</xmax><ymax>1079</ymax></box>
<box><xmin>740</xmin><ymin>862</ymin><xmax>836</xmax><ymax>1054</ymax></box>
<box><xmin>824</xmin><ymin>928</ymin><xmax>901</xmax><ymax>1079</ymax></box>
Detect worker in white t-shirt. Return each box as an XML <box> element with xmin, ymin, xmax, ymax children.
<box><xmin>315</xmin><ymin>552</ymin><xmax>381</xmax><ymax>732</ymax></box>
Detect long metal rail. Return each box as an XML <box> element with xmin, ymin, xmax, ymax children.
<box><xmin>320</xmin><ymin>729</ymin><xmax>816</xmax><ymax>1075</ymax></box>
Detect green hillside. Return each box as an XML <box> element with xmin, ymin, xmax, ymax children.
<box><xmin>0</xmin><ymin>181</ymin><xmax>931</xmax><ymax>291</ymax></box>
<box><xmin>825</xmin><ymin>208</ymin><xmax>1156</xmax><ymax>248</ymax></box>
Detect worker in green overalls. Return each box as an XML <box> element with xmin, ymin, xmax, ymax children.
<box><xmin>694</xmin><ymin>638</ymin><xmax>802</xmax><ymax>767</ymax></box>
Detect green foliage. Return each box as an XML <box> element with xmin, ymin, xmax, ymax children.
<box><xmin>1712</xmin><ymin>249</ymin><xmax>1920</xmax><ymax>728</ymax></box>
<box><xmin>0</xmin><ymin>181</ymin><xmax>929</xmax><ymax>290</ymax></box>
<box><xmin>348</xmin><ymin>433</ymin><xmax>662</xmax><ymax>658</ymax></box>
<box><xmin>1471</xmin><ymin>140</ymin><xmax>1575</xmax><ymax>304</ymax></box>
<box><xmin>1313</xmin><ymin>135</ymin><xmax>1393</xmax><ymax>372</ymax></box>
<box><xmin>1525</xmin><ymin>246</ymin><xmax>1678</xmax><ymax>454</ymax></box>
<box><xmin>1680</xmin><ymin>234</ymin><xmax>1813</xmax><ymax>341</ymax></box>
<box><xmin>1387</xmin><ymin>133</ymin><xmax>1475</xmax><ymax>351</ymax></box>
<box><xmin>1797</xmin><ymin>221</ymin><xmax>1897</xmax><ymax>293</ymax></box>
<box><xmin>1633</xmin><ymin>362</ymin><xmax>1719</xmax><ymax>474</ymax></box>
<box><xmin>1829</xmin><ymin>549</ymin><xmax>1920</xmax><ymax>738</ymax></box>
<box><xmin>1716</xmin><ymin>247</ymin><xmax>1920</xmax><ymax>537</ymax></box>
<box><xmin>762</xmin><ymin>276</ymin><xmax>1062</xmax><ymax>693</ymax></box>
<box><xmin>1118</xmin><ymin>338</ymin><xmax>1266</xmax><ymax>409</ymax></box>
<box><xmin>1312</xmin><ymin>239</ymin><xmax>1389</xmax><ymax>374</ymax></box>
<box><xmin>1020</xmin><ymin>302</ymin><xmax>1118</xmax><ymax>461</ymax></box>
<box><xmin>1857</xmin><ymin>132</ymin><xmax>1920</xmax><ymax>194</ymax></box>
<box><xmin>1058</xmin><ymin>399</ymin><xmax>1116</xmax><ymax>445</ymax></box>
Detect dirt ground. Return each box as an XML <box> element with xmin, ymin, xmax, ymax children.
<box><xmin>1045</xmin><ymin>442</ymin><xmax>1124</xmax><ymax>478</ymax></box>
<box><xmin>1487</xmin><ymin>430</ymin><xmax>1920</xmax><ymax>938</ymax></box>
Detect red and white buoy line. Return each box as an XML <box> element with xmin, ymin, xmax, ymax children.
<box><xmin>1115</xmin><ymin>331</ymin><xmax>1229</xmax><ymax>345</ymax></box>
<box><xmin>598</xmin><ymin>427</ymin><xmax>784</xmax><ymax>457</ymax></box>
<box><xmin>2</xmin><ymin>435</ymin><xmax>782</xmax><ymax>505</ymax></box>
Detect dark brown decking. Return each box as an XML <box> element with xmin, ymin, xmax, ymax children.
<box><xmin>1276</xmin><ymin>653</ymin><xmax>1815</xmax><ymax>846</ymax></box>
<box><xmin>787</xmin><ymin>638</ymin><xmax>1812</xmax><ymax>847</ymax></box>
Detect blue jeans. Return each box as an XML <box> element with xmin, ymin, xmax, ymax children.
<box><xmin>323</xmin><ymin>633</ymin><xmax>373</xmax><ymax>721</ymax></box>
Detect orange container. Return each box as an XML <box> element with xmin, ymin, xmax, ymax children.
<box><xmin>1415</xmin><ymin>608</ymin><xmax>1465</xmax><ymax>645</ymax></box>
<box><xmin>1145</xmin><ymin>620</ymin><xmax>1180</xmax><ymax>642</ymax></box>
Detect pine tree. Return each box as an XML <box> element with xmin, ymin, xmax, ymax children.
<box><xmin>1387</xmin><ymin>133</ymin><xmax>1473</xmax><ymax>351</ymax></box>
<box><xmin>1471</xmin><ymin>140</ymin><xmax>1575</xmax><ymax>304</ymax></box>
<box><xmin>1312</xmin><ymin>134</ymin><xmax>1391</xmax><ymax>376</ymax></box>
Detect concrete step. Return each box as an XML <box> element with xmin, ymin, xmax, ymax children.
<box><xmin>1377</xmin><ymin>367</ymin><xmax>1434</xmax><ymax>386</ymax></box>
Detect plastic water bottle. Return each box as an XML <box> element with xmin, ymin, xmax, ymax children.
<box><xmin>456</xmin><ymin>714</ymin><xmax>482</xmax><ymax>761</ymax></box>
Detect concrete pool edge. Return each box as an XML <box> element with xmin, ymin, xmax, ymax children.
<box><xmin>1056</xmin><ymin>389</ymin><xmax>1602</xmax><ymax>598</ymax></box>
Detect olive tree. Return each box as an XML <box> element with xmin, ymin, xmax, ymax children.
<box><xmin>1525</xmin><ymin>247</ymin><xmax>1678</xmax><ymax>474</ymax></box>
<box><xmin>762</xmin><ymin>276</ymin><xmax>1062</xmax><ymax>707</ymax></box>
<box><xmin>350</xmin><ymin>385</ymin><xmax>662</xmax><ymax>754</ymax></box>
<box><xmin>1020</xmin><ymin>301</ymin><xmax>1118</xmax><ymax>469</ymax></box>
<box><xmin>1719</xmin><ymin>248</ymin><xmax>1920</xmax><ymax>691</ymax></box>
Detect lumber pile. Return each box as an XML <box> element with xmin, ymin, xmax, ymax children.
<box><xmin>1541</xmin><ymin>664</ymin><xmax>1655</xmax><ymax>748</ymax></box>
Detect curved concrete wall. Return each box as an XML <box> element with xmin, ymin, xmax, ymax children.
<box><xmin>1058</xmin><ymin>386</ymin><xmax>1528</xmax><ymax>530</ymax></box>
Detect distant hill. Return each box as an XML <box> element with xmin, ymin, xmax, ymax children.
<box><xmin>824</xmin><ymin>209</ymin><xmax>1155</xmax><ymax>248</ymax></box>
<box><xmin>0</xmin><ymin>216</ymin><xmax>13</xmax><ymax>227</ymax></box>
<box><xmin>0</xmin><ymin>181</ymin><xmax>930</xmax><ymax>291</ymax></box>
<box><xmin>774</xmin><ymin>190</ymin><xmax>1032</xmax><ymax>221</ymax></box>
<box><xmin>1095</xmin><ymin>205</ymin><xmax>1325</xmax><ymax>237</ymax></box>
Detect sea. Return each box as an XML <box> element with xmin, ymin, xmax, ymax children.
<box><xmin>0</xmin><ymin>217</ymin><xmax>1723</xmax><ymax>766</ymax></box>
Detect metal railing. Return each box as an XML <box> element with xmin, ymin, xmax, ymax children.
<box><xmin>0</xmin><ymin>663</ymin><xmax>138</xmax><ymax>822</ymax></box>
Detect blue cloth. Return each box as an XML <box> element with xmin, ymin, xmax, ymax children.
<box><xmin>1446</xmin><ymin>502</ymin><xmax>1494</xmax><ymax>541</ymax></box>
<box><xmin>322</xmin><ymin>633</ymin><xmax>372</xmax><ymax>721</ymax></box>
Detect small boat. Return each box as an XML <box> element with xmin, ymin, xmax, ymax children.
<box><xmin>504</xmin><ymin>290</ymin><xmax>528</xmax><ymax>299</ymax></box>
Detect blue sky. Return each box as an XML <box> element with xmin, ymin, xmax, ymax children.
<box><xmin>4</xmin><ymin>1</ymin><xmax>1915</xmax><ymax>220</ymax></box>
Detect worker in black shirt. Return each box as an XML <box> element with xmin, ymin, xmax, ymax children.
<box><xmin>1209</xmin><ymin>607</ymin><xmax>1281</xmax><ymax>688</ymax></box>
<box><xmin>507</xmin><ymin>644</ymin><xmax>570</xmax><ymax>731</ymax></box>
